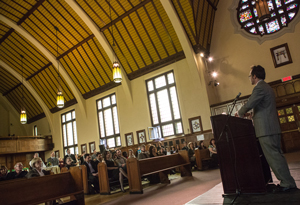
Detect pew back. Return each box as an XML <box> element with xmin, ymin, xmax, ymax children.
<box><xmin>0</xmin><ymin>166</ymin><xmax>84</xmax><ymax>205</ymax></box>
<box><xmin>195</xmin><ymin>149</ymin><xmax>211</xmax><ymax>170</ymax></box>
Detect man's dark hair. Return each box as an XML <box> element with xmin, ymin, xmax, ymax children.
<box><xmin>251</xmin><ymin>65</ymin><xmax>265</xmax><ymax>80</ymax></box>
<box><xmin>84</xmin><ymin>154</ymin><xmax>90</xmax><ymax>159</ymax></box>
<box><xmin>96</xmin><ymin>152</ymin><xmax>101</xmax><ymax>157</ymax></box>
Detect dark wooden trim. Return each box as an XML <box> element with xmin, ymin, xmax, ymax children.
<box><xmin>100</xmin><ymin>0</ymin><xmax>152</xmax><ymax>32</ymax></box>
<box><xmin>82</xmin><ymin>81</ymin><xmax>120</xmax><ymax>100</ymax></box>
<box><xmin>202</xmin><ymin>1</ymin><xmax>211</xmax><ymax>47</ymax></box>
<box><xmin>136</xmin><ymin>129</ymin><xmax>147</xmax><ymax>145</ymax></box>
<box><xmin>206</xmin><ymin>0</ymin><xmax>217</xmax><ymax>11</ymax></box>
<box><xmin>17</xmin><ymin>0</ymin><xmax>46</xmax><ymax>25</ymax></box>
<box><xmin>3</xmin><ymin>83</ymin><xmax>22</xmax><ymax>96</ymax></box>
<box><xmin>57</xmin><ymin>34</ymin><xmax>94</xmax><ymax>60</ymax></box>
<box><xmin>26</xmin><ymin>62</ymin><xmax>52</xmax><ymax>81</ymax></box>
<box><xmin>188</xmin><ymin>116</ymin><xmax>203</xmax><ymax>134</ymax></box>
<box><xmin>128</xmin><ymin>51</ymin><xmax>185</xmax><ymax>80</ymax></box>
<box><xmin>89</xmin><ymin>141</ymin><xmax>96</xmax><ymax>153</ymax></box>
<box><xmin>125</xmin><ymin>132</ymin><xmax>134</xmax><ymax>147</ymax></box>
<box><xmin>198</xmin><ymin>0</ymin><xmax>206</xmax><ymax>45</ymax></box>
<box><xmin>81</xmin><ymin>143</ymin><xmax>87</xmax><ymax>154</ymax></box>
<box><xmin>50</xmin><ymin>98</ymin><xmax>78</xmax><ymax>113</ymax></box>
<box><xmin>27</xmin><ymin>113</ymin><xmax>46</xmax><ymax>124</ymax></box>
<box><xmin>193</xmin><ymin>44</ymin><xmax>207</xmax><ymax>54</ymax></box>
<box><xmin>0</xmin><ymin>28</ymin><xmax>14</xmax><ymax>45</ymax></box>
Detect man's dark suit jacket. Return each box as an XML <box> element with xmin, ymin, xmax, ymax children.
<box><xmin>64</xmin><ymin>154</ymin><xmax>76</xmax><ymax>164</ymax></box>
<box><xmin>6</xmin><ymin>171</ymin><xmax>28</xmax><ymax>180</ymax></box>
<box><xmin>47</xmin><ymin>157</ymin><xmax>59</xmax><ymax>166</ymax></box>
<box><xmin>83</xmin><ymin>161</ymin><xmax>98</xmax><ymax>177</ymax></box>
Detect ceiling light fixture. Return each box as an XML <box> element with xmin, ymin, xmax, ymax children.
<box><xmin>208</xmin><ymin>57</ymin><xmax>213</xmax><ymax>62</ymax></box>
<box><xmin>200</xmin><ymin>52</ymin><xmax>204</xmax><ymax>57</ymax></box>
<box><xmin>54</xmin><ymin>26</ymin><xmax>64</xmax><ymax>108</ymax></box>
<box><xmin>212</xmin><ymin>71</ymin><xmax>218</xmax><ymax>78</ymax></box>
<box><xmin>255</xmin><ymin>0</ymin><xmax>271</xmax><ymax>22</ymax></box>
<box><xmin>20</xmin><ymin>55</ymin><xmax>27</xmax><ymax>124</ymax></box>
<box><xmin>110</xmin><ymin>0</ymin><xmax>122</xmax><ymax>83</ymax></box>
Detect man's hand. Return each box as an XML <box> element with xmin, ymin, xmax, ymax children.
<box><xmin>92</xmin><ymin>173</ymin><xmax>98</xmax><ymax>177</ymax></box>
<box><xmin>235</xmin><ymin>111</ymin><xmax>240</xmax><ymax>117</ymax></box>
<box><xmin>122</xmin><ymin>164</ymin><xmax>125</xmax><ymax>167</ymax></box>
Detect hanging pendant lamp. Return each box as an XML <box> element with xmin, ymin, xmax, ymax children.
<box><xmin>20</xmin><ymin>55</ymin><xmax>27</xmax><ymax>124</ymax></box>
<box><xmin>255</xmin><ymin>0</ymin><xmax>271</xmax><ymax>22</ymax></box>
<box><xmin>54</xmin><ymin>26</ymin><xmax>64</xmax><ymax>108</ymax></box>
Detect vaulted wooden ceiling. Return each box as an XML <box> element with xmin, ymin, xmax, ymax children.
<box><xmin>0</xmin><ymin>0</ymin><xmax>219</xmax><ymax>123</ymax></box>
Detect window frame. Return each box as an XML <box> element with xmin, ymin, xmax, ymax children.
<box><xmin>61</xmin><ymin>109</ymin><xmax>78</xmax><ymax>157</ymax></box>
<box><xmin>96</xmin><ymin>93</ymin><xmax>121</xmax><ymax>148</ymax></box>
<box><xmin>33</xmin><ymin>125</ymin><xmax>37</xmax><ymax>136</ymax></box>
<box><xmin>146</xmin><ymin>70</ymin><xmax>183</xmax><ymax>138</ymax></box>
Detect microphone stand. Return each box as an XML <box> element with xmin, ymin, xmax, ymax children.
<box><xmin>218</xmin><ymin>95</ymin><xmax>241</xmax><ymax>204</ymax></box>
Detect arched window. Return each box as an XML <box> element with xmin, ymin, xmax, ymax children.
<box><xmin>238</xmin><ymin>0</ymin><xmax>299</xmax><ymax>35</ymax></box>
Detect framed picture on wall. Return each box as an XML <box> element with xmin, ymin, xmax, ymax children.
<box><xmin>55</xmin><ymin>150</ymin><xmax>59</xmax><ymax>158</ymax></box>
<box><xmin>270</xmin><ymin>43</ymin><xmax>293</xmax><ymax>68</ymax></box>
<box><xmin>189</xmin><ymin>116</ymin><xmax>203</xmax><ymax>134</ymax></box>
<box><xmin>81</xmin><ymin>143</ymin><xmax>87</xmax><ymax>154</ymax></box>
<box><xmin>125</xmin><ymin>132</ymin><xmax>134</xmax><ymax>147</ymax></box>
<box><xmin>89</xmin><ymin>141</ymin><xmax>95</xmax><ymax>153</ymax></box>
<box><xmin>136</xmin><ymin>129</ymin><xmax>146</xmax><ymax>144</ymax></box>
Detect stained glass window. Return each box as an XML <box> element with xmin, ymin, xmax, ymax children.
<box><xmin>61</xmin><ymin>110</ymin><xmax>78</xmax><ymax>156</ymax></box>
<box><xmin>288</xmin><ymin>115</ymin><xmax>295</xmax><ymax>122</ymax></box>
<box><xmin>278</xmin><ymin>109</ymin><xmax>285</xmax><ymax>116</ymax></box>
<box><xmin>238</xmin><ymin>0</ymin><xmax>300</xmax><ymax>35</ymax></box>
<box><xmin>279</xmin><ymin>117</ymin><xmax>287</xmax><ymax>123</ymax></box>
<box><xmin>286</xmin><ymin>108</ymin><xmax>293</xmax><ymax>114</ymax></box>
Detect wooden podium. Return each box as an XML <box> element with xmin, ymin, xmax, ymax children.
<box><xmin>211</xmin><ymin>115</ymin><xmax>272</xmax><ymax>194</ymax></box>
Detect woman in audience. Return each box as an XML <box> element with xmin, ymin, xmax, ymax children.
<box><xmin>65</xmin><ymin>157</ymin><xmax>77</xmax><ymax>169</ymax></box>
<box><xmin>166</xmin><ymin>147</ymin><xmax>172</xmax><ymax>155</ymax></box>
<box><xmin>6</xmin><ymin>162</ymin><xmax>28</xmax><ymax>180</ymax></box>
<box><xmin>0</xmin><ymin>165</ymin><xmax>8</xmax><ymax>181</ymax></box>
<box><xmin>148</xmin><ymin>146</ymin><xmax>160</xmax><ymax>184</ymax></box>
<box><xmin>188</xmin><ymin>142</ymin><xmax>196</xmax><ymax>169</ymax></box>
<box><xmin>171</xmin><ymin>146</ymin><xmax>176</xmax><ymax>153</ymax></box>
<box><xmin>208</xmin><ymin>138</ymin><xmax>218</xmax><ymax>167</ymax></box>
<box><xmin>26</xmin><ymin>157</ymin><xmax>50</xmax><ymax>178</ymax></box>
<box><xmin>103</xmin><ymin>150</ymin><xmax>126</xmax><ymax>192</ymax></box>
<box><xmin>128</xmin><ymin>149</ymin><xmax>136</xmax><ymax>158</ymax></box>
<box><xmin>122</xmin><ymin>151</ymin><xmax>128</xmax><ymax>158</ymax></box>
<box><xmin>175</xmin><ymin>144</ymin><xmax>180</xmax><ymax>152</ymax></box>
<box><xmin>199</xmin><ymin>141</ymin><xmax>207</xmax><ymax>149</ymax></box>
<box><xmin>149</xmin><ymin>145</ymin><xmax>157</xmax><ymax>157</ymax></box>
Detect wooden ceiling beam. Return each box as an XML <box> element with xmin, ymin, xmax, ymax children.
<box><xmin>0</xmin><ymin>28</ymin><xmax>14</xmax><ymax>45</ymax></box>
<box><xmin>3</xmin><ymin>83</ymin><xmax>22</xmax><ymax>96</ymax></box>
<box><xmin>17</xmin><ymin>0</ymin><xmax>47</xmax><ymax>25</ymax></box>
<box><xmin>100</xmin><ymin>0</ymin><xmax>152</xmax><ymax>32</ymax></box>
<box><xmin>206</xmin><ymin>0</ymin><xmax>217</xmax><ymax>11</ymax></box>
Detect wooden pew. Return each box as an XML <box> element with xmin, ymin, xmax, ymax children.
<box><xmin>62</xmin><ymin>165</ymin><xmax>89</xmax><ymax>195</ymax></box>
<box><xmin>195</xmin><ymin>149</ymin><xmax>211</xmax><ymax>170</ymax></box>
<box><xmin>0</xmin><ymin>166</ymin><xmax>84</xmax><ymax>205</ymax></box>
<box><xmin>127</xmin><ymin>150</ymin><xmax>192</xmax><ymax>194</ymax></box>
<box><xmin>98</xmin><ymin>162</ymin><xmax>111</xmax><ymax>195</ymax></box>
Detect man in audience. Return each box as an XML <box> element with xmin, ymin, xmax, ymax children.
<box><xmin>0</xmin><ymin>165</ymin><xmax>8</xmax><ymax>181</ymax></box>
<box><xmin>64</xmin><ymin>149</ymin><xmax>76</xmax><ymax>164</ymax></box>
<box><xmin>83</xmin><ymin>154</ymin><xmax>99</xmax><ymax>192</ymax></box>
<box><xmin>157</xmin><ymin>141</ymin><xmax>164</xmax><ymax>151</ymax></box>
<box><xmin>115</xmin><ymin>149</ymin><xmax>127</xmax><ymax>177</ymax></box>
<box><xmin>94</xmin><ymin>152</ymin><xmax>103</xmax><ymax>165</ymax></box>
<box><xmin>181</xmin><ymin>142</ymin><xmax>188</xmax><ymax>150</ymax></box>
<box><xmin>91</xmin><ymin>150</ymin><xmax>98</xmax><ymax>161</ymax></box>
<box><xmin>29</xmin><ymin>153</ymin><xmax>46</xmax><ymax>168</ymax></box>
<box><xmin>138</xmin><ymin>145</ymin><xmax>149</xmax><ymax>159</ymax></box>
<box><xmin>6</xmin><ymin>162</ymin><xmax>28</xmax><ymax>180</ymax></box>
<box><xmin>47</xmin><ymin>152</ymin><xmax>59</xmax><ymax>166</ymax></box>
<box><xmin>79</xmin><ymin>151</ymin><xmax>86</xmax><ymax>165</ymax></box>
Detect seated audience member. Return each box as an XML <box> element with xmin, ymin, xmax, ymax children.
<box><xmin>115</xmin><ymin>150</ymin><xmax>127</xmax><ymax>177</ymax></box>
<box><xmin>94</xmin><ymin>152</ymin><xmax>103</xmax><ymax>165</ymax></box>
<box><xmin>128</xmin><ymin>149</ymin><xmax>136</xmax><ymax>158</ymax></box>
<box><xmin>58</xmin><ymin>158</ymin><xmax>64</xmax><ymax>168</ymax></box>
<box><xmin>122</xmin><ymin>151</ymin><xmax>128</xmax><ymax>158</ymax></box>
<box><xmin>149</xmin><ymin>145</ymin><xmax>158</xmax><ymax>157</ymax></box>
<box><xmin>91</xmin><ymin>150</ymin><xmax>97</xmax><ymax>161</ymax></box>
<box><xmin>6</xmin><ymin>162</ymin><xmax>28</xmax><ymax>180</ymax></box>
<box><xmin>138</xmin><ymin>145</ymin><xmax>149</xmax><ymax>159</ymax></box>
<box><xmin>83</xmin><ymin>154</ymin><xmax>99</xmax><ymax>192</ymax></box>
<box><xmin>148</xmin><ymin>146</ymin><xmax>160</xmax><ymax>184</ymax></box>
<box><xmin>65</xmin><ymin>157</ymin><xmax>77</xmax><ymax>170</ymax></box>
<box><xmin>199</xmin><ymin>141</ymin><xmax>207</xmax><ymax>149</ymax></box>
<box><xmin>166</xmin><ymin>147</ymin><xmax>172</xmax><ymax>155</ymax></box>
<box><xmin>47</xmin><ymin>152</ymin><xmax>59</xmax><ymax>166</ymax></box>
<box><xmin>208</xmin><ymin>138</ymin><xmax>218</xmax><ymax>167</ymax></box>
<box><xmin>175</xmin><ymin>144</ymin><xmax>180</xmax><ymax>152</ymax></box>
<box><xmin>103</xmin><ymin>150</ymin><xmax>126</xmax><ymax>192</ymax></box>
<box><xmin>171</xmin><ymin>146</ymin><xmax>176</xmax><ymax>153</ymax></box>
<box><xmin>26</xmin><ymin>157</ymin><xmax>50</xmax><ymax>178</ymax></box>
<box><xmin>0</xmin><ymin>165</ymin><xmax>8</xmax><ymax>181</ymax></box>
<box><xmin>136</xmin><ymin>146</ymin><xmax>141</xmax><ymax>157</ymax></box>
<box><xmin>157</xmin><ymin>141</ymin><xmax>164</xmax><ymax>151</ymax></box>
<box><xmin>79</xmin><ymin>151</ymin><xmax>86</xmax><ymax>165</ymax></box>
<box><xmin>188</xmin><ymin>142</ymin><xmax>196</xmax><ymax>169</ymax></box>
<box><xmin>29</xmin><ymin>153</ymin><xmax>46</xmax><ymax>168</ymax></box>
<box><xmin>181</xmin><ymin>141</ymin><xmax>188</xmax><ymax>150</ymax></box>
<box><xmin>64</xmin><ymin>149</ymin><xmax>76</xmax><ymax>164</ymax></box>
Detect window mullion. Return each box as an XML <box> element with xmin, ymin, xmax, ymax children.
<box><xmin>155</xmin><ymin>92</ymin><xmax>162</xmax><ymax>124</ymax></box>
<box><xmin>110</xmin><ymin>106</ymin><xmax>115</xmax><ymax>135</ymax></box>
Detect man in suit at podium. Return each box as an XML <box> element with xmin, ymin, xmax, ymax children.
<box><xmin>236</xmin><ymin>65</ymin><xmax>296</xmax><ymax>192</ymax></box>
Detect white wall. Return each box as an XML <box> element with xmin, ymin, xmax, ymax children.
<box><xmin>209</xmin><ymin>0</ymin><xmax>300</xmax><ymax>104</ymax></box>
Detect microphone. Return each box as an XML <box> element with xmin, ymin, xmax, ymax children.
<box><xmin>234</xmin><ymin>92</ymin><xmax>241</xmax><ymax>102</ymax></box>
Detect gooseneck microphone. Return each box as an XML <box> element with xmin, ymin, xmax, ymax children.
<box><xmin>234</xmin><ymin>92</ymin><xmax>241</xmax><ymax>102</ymax></box>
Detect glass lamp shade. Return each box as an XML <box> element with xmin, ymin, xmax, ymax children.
<box><xmin>255</xmin><ymin>0</ymin><xmax>271</xmax><ymax>22</ymax></box>
<box><xmin>20</xmin><ymin>109</ymin><xmax>27</xmax><ymax>124</ymax></box>
<box><xmin>57</xmin><ymin>90</ymin><xmax>64</xmax><ymax>108</ymax></box>
<box><xmin>113</xmin><ymin>61</ymin><xmax>122</xmax><ymax>83</ymax></box>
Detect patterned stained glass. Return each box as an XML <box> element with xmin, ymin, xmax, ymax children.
<box><xmin>265</xmin><ymin>19</ymin><xmax>280</xmax><ymax>33</ymax></box>
<box><xmin>289</xmin><ymin>12</ymin><xmax>296</xmax><ymax>19</ymax></box>
<box><xmin>268</xmin><ymin>0</ymin><xmax>275</xmax><ymax>10</ymax></box>
<box><xmin>287</xmin><ymin>3</ymin><xmax>298</xmax><ymax>10</ymax></box>
<box><xmin>279</xmin><ymin>117</ymin><xmax>287</xmax><ymax>123</ymax></box>
<box><xmin>245</xmin><ymin>22</ymin><xmax>255</xmax><ymax>27</ymax></box>
<box><xmin>240</xmin><ymin>10</ymin><xmax>253</xmax><ymax>22</ymax></box>
<box><xmin>288</xmin><ymin>115</ymin><xmax>295</xmax><ymax>122</ymax></box>
<box><xmin>254</xmin><ymin>8</ymin><xmax>258</xmax><ymax>17</ymax></box>
<box><xmin>257</xmin><ymin>19</ymin><xmax>260</xmax><ymax>23</ymax></box>
<box><xmin>278</xmin><ymin>9</ymin><xmax>284</xmax><ymax>13</ymax></box>
<box><xmin>259</xmin><ymin>25</ymin><xmax>265</xmax><ymax>34</ymax></box>
<box><xmin>281</xmin><ymin>16</ymin><xmax>287</xmax><ymax>26</ymax></box>
<box><xmin>286</xmin><ymin>108</ymin><xmax>293</xmax><ymax>114</ymax></box>
<box><xmin>278</xmin><ymin>109</ymin><xmax>285</xmax><ymax>116</ymax></box>
<box><xmin>242</xmin><ymin>0</ymin><xmax>248</xmax><ymax>2</ymax></box>
<box><xmin>251</xmin><ymin>0</ymin><xmax>256</xmax><ymax>5</ymax></box>
<box><xmin>276</xmin><ymin>0</ymin><xmax>282</xmax><ymax>7</ymax></box>
<box><xmin>271</xmin><ymin>12</ymin><xmax>277</xmax><ymax>17</ymax></box>
<box><xmin>240</xmin><ymin>4</ymin><xmax>250</xmax><ymax>10</ymax></box>
<box><xmin>285</xmin><ymin>0</ymin><xmax>295</xmax><ymax>4</ymax></box>
<box><xmin>250</xmin><ymin>27</ymin><xmax>257</xmax><ymax>33</ymax></box>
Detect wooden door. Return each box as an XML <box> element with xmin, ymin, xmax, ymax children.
<box><xmin>278</xmin><ymin>104</ymin><xmax>300</xmax><ymax>153</ymax></box>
